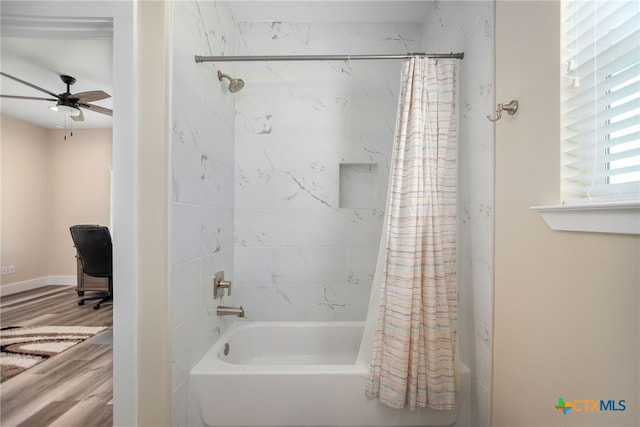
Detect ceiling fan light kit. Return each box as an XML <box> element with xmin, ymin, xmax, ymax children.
<box><xmin>49</xmin><ymin>103</ymin><xmax>81</xmax><ymax>117</ymax></box>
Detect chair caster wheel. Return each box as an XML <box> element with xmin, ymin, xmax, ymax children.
<box><xmin>78</xmin><ymin>300</ymin><xmax>85</xmax><ymax>306</ymax></box>
<box><xmin>93</xmin><ymin>303</ymin><xmax>101</xmax><ymax>310</ymax></box>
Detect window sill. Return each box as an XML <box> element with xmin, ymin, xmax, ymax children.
<box><xmin>530</xmin><ymin>201</ymin><xmax>640</xmax><ymax>235</ymax></box>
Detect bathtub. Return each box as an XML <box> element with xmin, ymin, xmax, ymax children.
<box><xmin>188</xmin><ymin>321</ymin><xmax>470</xmax><ymax>427</ymax></box>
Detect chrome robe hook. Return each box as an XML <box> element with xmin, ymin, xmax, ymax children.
<box><xmin>487</xmin><ymin>100</ymin><xmax>519</xmax><ymax>122</ymax></box>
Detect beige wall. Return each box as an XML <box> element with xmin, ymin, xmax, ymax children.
<box><xmin>493</xmin><ymin>2</ymin><xmax>639</xmax><ymax>426</ymax></box>
<box><xmin>137</xmin><ymin>0</ymin><xmax>171</xmax><ymax>425</ymax></box>
<box><xmin>48</xmin><ymin>128</ymin><xmax>112</xmax><ymax>276</ymax></box>
<box><xmin>1</xmin><ymin>114</ymin><xmax>51</xmax><ymax>285</ymax></box>
<box><xmin>1</xmin><ymin>114</ymin><xmax>112</xmax><ymax>286</ymax></box>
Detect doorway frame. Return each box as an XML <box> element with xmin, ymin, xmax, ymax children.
<box><xmin>0</xmin><ymin>1</ymin><xmax>138</xmax><ymax>424</ymax></box>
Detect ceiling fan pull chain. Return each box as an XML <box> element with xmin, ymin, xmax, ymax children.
<box><xmin>63</xmin><ymin>115</ymin><xmax>72</xmax><ymax>141</ymax></box>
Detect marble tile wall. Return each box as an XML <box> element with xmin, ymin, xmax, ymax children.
<box><xmin>169</xmin><ymin>3</ymin><xmax>493</xmax><ymax>425</ymax></box>
<box><xmin>233</xmin><ymin>22</ymin><xmax>421</xmax><ymax>321</ymax></box>
<box><xmin>421</xmin><ymin>2</ymin><xmax>495</xmax><ymax>426</ymax></box>
<box><xmin>170</xmin><ymin>1</ymin><xmax>237</xmax><ymax>425</ymax></box>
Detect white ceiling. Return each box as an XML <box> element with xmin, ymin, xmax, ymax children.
<box><xmin>0</xmin><ymin>13</ymin><xmax>114</xmax><ymax>130</ymax></box>
<box><xmin>0</xmin><ymin>1</ymin><xmax>432</xmax><ymax>130</ymax></box>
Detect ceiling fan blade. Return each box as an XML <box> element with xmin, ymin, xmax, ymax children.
<box><xmin>71</xmin><ymin>109</ymin><xmax>85</xmax><ymax>122</ymax></box>
<box><xmin>0</xmin><ymin>71</ymin><xmax>61</xmax><ymax>99</ymax></box>
<box><xmin>79</xmin><ymin>103</ymin><xmax>112</xmax><ymax>117</ymax></box>
<box><xmin>1</xmin><ymin>94</ymin><xmax>58</xmax><ymax>101</ymax></box>
<box><xmin>72</xmin><ymin>90</ymin><xmax>111</xmax><ymax>103</ymax></box>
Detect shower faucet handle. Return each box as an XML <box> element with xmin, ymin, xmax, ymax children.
<box><xmin>213</xmin><ymin>271</ymin><xmax>232</xmax><ymax>299</ymax></box>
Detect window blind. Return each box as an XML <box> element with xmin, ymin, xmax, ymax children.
<box><xmin>561</xmin><ymin>0</ymin><xmax>640</xmax><ymax>201</ymax></box>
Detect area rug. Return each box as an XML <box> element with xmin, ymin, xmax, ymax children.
<box><xmin>0</xmin><ymin>325</ymin><xmax>109</xmax><ymax>383</ymax></box>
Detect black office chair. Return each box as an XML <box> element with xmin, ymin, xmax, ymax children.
<box><xmin>69</xmin><ymin>225</ymin><xmax>113</xmax><ymax>310</ymax></box>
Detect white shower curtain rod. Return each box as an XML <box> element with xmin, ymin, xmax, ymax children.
<box><xmin>194</xmin><ymin>52</ymin><xmax>464</xmax><ymax>63</ymax></box>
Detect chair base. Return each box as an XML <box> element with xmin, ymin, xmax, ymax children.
<box><xmin>78</xmin><ymin>292</ymin><xmax>112</xmax><ymax>310</ymax></box>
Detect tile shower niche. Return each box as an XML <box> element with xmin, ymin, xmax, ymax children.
<box><xmin>339</xmin><ymin>163</ymin><xmax>378</xmax><ymax>208</ymax></box>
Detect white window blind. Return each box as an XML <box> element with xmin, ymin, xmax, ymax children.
<box><xmin>561</xmin><ymin>0</ymin><xmax>640</xmax><ymax>202</ymax></box>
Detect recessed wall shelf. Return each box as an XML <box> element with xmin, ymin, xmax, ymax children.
<box><xmin>339</xmin><ymin>163</ymin><xmax>378</xmax><ymax>208</ymax></box>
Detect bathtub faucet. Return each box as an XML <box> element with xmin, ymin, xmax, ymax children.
<box><xmin>216</xmin><ymin>305</ymin><xmax>245</xmax><ymax>317</ymax></box>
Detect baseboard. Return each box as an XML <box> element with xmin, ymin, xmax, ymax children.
<box><xmin>0</xmin><ymin>276</ymin><xmax>76</xmax><ymax>297</ymax></box>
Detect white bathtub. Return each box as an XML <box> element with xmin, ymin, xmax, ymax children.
<box><xmin>189</xmin><ymin>321</ymin><xmax>470</xmax><ymax>427</ymax></box>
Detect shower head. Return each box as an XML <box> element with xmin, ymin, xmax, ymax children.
<box><xmin>217</xmin><ymin>70</ymin><xmax>245</xmax><ymax>93</ymax></box>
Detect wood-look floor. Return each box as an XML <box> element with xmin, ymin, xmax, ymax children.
<box><xmin>0</xmin><ymin>285</ymin><xmax>113</xmax><ymax>427</ymax></box>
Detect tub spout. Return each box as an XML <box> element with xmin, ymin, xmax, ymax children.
<box><xmin>217</xmin><ymin>305</ymin><xmax>245</xmax><ymax>317</ymax></box>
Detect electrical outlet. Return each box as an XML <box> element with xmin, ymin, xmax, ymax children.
<box><xmin>8</xmin><ymin>265</ymin><xmax>15</xmax><ymax>274</ymax></box>
<box><xmin>1</xmin><ymin>266</ymin><xmax>6</xmax><ymax>275</ymax></box>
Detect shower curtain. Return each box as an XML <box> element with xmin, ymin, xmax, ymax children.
<box><xmin>365</xmin><ymin>56</ymin><xmax>458</xmax><ymax>411</ymax></box>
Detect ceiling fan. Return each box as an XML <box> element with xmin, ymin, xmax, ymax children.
<box><xmin>0</xmin><ymin>71</ymin><xmax>112</xmax><ymax>122</ymax></box>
